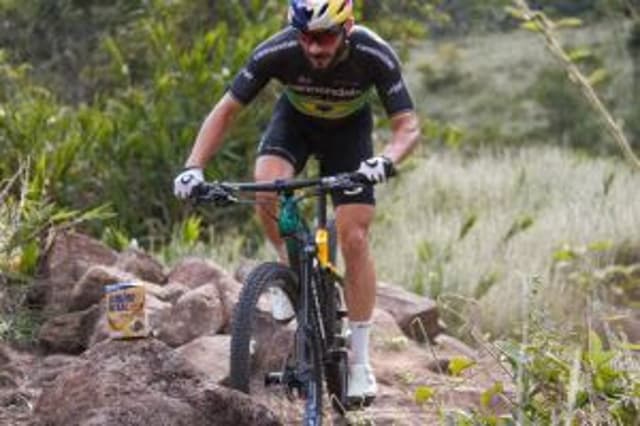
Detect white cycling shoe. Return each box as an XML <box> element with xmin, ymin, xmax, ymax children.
<box><xmin>269</xmin><ymin>286</ymin><xmax>295</xmax><ymax>322</ymax></box>
<box><xmin>347</xmin><ymin>363</ymin><xmax>377</xmax><ymax>402</ymax></box>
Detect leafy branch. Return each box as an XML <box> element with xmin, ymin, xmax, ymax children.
<box><xmin>510</xmin><ymin>0</ymin><xmax>640</xmax><ymax>170</ymax></box>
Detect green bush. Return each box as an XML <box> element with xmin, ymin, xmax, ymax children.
<box><xmin>0</xmin><ymin>0</ymin><xmax>284</xmax><ymax>244</ymax></box>
<box><xmin>528</xmin><ymin>68</ymin><xmax>610</xmax><ymax>153</ymax></box>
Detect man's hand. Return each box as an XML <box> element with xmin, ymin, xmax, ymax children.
<box><xmin>356</xmin><ymin>156</ymin><xmax>396</xmax><ymax>183</ymax></box>
<box><xmin>174</xmin><ymin>168</ymin><xmax>204</xmax><ymax>199</ymax></box>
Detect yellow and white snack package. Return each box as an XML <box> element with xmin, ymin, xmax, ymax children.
<box><xmin>105</xmin><ymin>281</ymin><xmax>148</xmax><ymax>339</ymax></box>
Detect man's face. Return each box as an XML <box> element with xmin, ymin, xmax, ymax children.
<box><xmin>298</xmin><ymin>26</ymin><xmax>345</xmax><ymax>70</ymax></box>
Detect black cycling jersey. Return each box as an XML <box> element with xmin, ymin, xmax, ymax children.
<box><xmin>229</xmin><ymin>25</ymin><xmax>414</xmax><ymax>120</ymax></box>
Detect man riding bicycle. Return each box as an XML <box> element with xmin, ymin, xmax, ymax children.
<box><xmin>174</xmin><ymin>0</ymin><xmax>420</xmax><ymax>402</ymax></box>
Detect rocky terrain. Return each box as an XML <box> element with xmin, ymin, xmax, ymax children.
<box><xmin>0</xmin><ymin>231</ymin><xmax>546</xmax><ymax>425</ymax></box>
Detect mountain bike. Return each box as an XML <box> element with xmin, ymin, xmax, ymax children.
<box><xmin>192</xmin><ymin>172</ymin><xmax>374</xmax><ymax>425</ymax></box>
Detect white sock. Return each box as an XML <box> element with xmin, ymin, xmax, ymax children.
<box><xmin>349</xmin><ymin>320</ymin><xmax>372</xmax><ymax>366</ymax></box>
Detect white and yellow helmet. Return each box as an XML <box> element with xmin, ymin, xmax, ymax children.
<box><xmin>289</xmin><ymin>0</ymin><xmax>353</xmax><ymax>32</ymax></box>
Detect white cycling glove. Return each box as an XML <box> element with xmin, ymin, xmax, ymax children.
<box><xmin>356</xmin><ymin>156</ymin><xmax>395</xmax><ymax>183</ymax></box>
<box><xmin>173</xmin><ymin>167</ymin><xmax>204</xmax><ymax>199</ymax></box>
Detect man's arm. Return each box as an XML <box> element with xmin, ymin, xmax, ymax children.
<box><xmin>185</xmin><ymin>92</ymin><xmax>244</xmax><ymax>168</ymax></box>
<box><xmin>382</xmin><ymin>111</ymin><xmax>420</xmax><ymax>165</ymax></box>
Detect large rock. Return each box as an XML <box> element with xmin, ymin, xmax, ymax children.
<box><xmin>162</xmin><ymin>258</ymin><xmax>242</xmax><ymax>333</ymax></box>
<box><xmin>233</xmin><ymin>259</ymin><xmax>260</xmax><ymax>284</ymax></box>
<box><xmin>175</xmin><ymin>335</ymin><xmax>230</xmax><ymax>384</ymax></box>
<box><xmin>31</xmin><ymin>231</ymin><xmax>118</xmax><ymax>315</ymax></box>
<box><xmin>372</xmin><ymin>307</ymin><xmax>404</xmax><ymax>337</ymax></box>
<box><xmin>32</xmin><ymin>338</ymin><xmax>282</xmax><ymax>426</ymax></box>
<box><xmin>376</xmin><ymin>282</ymin><xmax>444</xmax><ymax>343</ymax></box>
<box><xmin>154</xmin><ymin>284</ymin><xmax>225</xmax><ymax>347</ymax></box>
<box><xmin>69</xmin><ymin>265</ymin><xmax>135</xmax><ymax>312</ymax></box>
<box><xmin>216</xmin><ymin>275</ymin><xmax>243</xmax><ymax>333</ymax></box>
<box><xmin>38</xmin><ymin>305</ymin><xmax>101</xmax><ymax>354</ymax></box>
<box><xmin>30</xmin><ymin>354</ymin><xmax>78</xmax><ymax>388</ymax></box>
<box><xmin>115</xmin><ymin>249</ymin><xmax>166</xmax><ymax>284</ymax></box>
<box><xmin>433</xmin><ymin>334</ymin><xmax>479</xmax><ymax>361</ymax></box>
<box><xmin>0</xmin><ymin>345</ymin><xmax>37</xmax><ymax>426</ymax></box>
<box><xmin>167</xmin><ymin>257</ymin><xmax>227</xmax><ymax>289</ymax></box>
<box><xmin>145</xmin><ymin>282</ymin><xmax>189</xmax><ymax>304</ymax></box>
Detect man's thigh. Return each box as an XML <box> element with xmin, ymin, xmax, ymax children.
<box><xmin>257</xmin><ymin>98</ymin><xmax>310</xmax><ymax>174</ymax></box>
<box><xmin>313</xmin><ymin>110</ymin><xmax>375</xmax><ymax>206</ymax></box>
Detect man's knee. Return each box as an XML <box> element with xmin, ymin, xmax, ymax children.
<box><xmin>254</xmin><ymin>155</ymin><xmax>295</xmax><ymax>181</ymax></box>
<box><xmin>336</xmin><ymin>205</ymin><xmax>375</xmax><ymax>255</ymax></box>
<box><xmin>340</xmin><ymin>225</ymin><xmax>369</xmax><ymax>254</ymax></box>
<box><xmin>254</xmin><ymin>155</ymin><xmax>294</xmax><ymax>205</ymax></box>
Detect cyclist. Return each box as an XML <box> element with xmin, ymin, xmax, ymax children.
<box><xmin>174</xmin><ymin>0</ymin><xmax>419</xmax><ymax>403</ymax></box>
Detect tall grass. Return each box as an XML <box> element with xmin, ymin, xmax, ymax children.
<box><xmin>0</xmin><ymin>161</ymin><xmax>109</xmax><ymax>343</ymax></box>
<box><xmin>372</xmin><ymin>146</ymin><xmax>640</xmax><ymax>337</ymax></box>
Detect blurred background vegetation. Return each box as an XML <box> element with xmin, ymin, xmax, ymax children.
<box><xmin>1</xmin><ymin>1</ymin><xmax>639</xmax><ymax>422</ymax></box>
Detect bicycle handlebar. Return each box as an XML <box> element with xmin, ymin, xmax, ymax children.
<box><xmin>191</xmin><ymin>172</ymin><xmax>373</xmax><ymax>206</ymax></box>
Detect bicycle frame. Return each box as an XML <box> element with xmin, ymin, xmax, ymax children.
<box><xmin>277</xmin><ymin>188</ymin><xmax>342</xmax><ymax>375</ymax></box>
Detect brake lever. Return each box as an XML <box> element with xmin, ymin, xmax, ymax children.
<box><xmin>325</xmin><ymin>173</ymin><xmax>370</xmax><ymax>190</ymax></box>
<box><xmin>191</xmin><ymin>183</ymin><xmax>237</xmax><ymax>206</ymax></box>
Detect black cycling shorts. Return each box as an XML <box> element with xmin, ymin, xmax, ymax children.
<box><xmin>257</xmin><ymin>96</ymin><xmax>375</xmax><ymax>206</ymax></box>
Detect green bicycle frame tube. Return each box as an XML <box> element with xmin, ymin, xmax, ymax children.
<box><xmin>278</xmin><ymin>193</ymin><xmax>308</xmax><ymax>266</ymax></box>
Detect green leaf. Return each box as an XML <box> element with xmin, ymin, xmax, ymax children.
<box><xmin>552</xmin><ymin>245</ymin><xmax>577</xmax><ymax>262</ymax></box>
<box><xmin>504</xmin><ymin>6</ymin><xmax>526</xmax><ymax>20</ymax></box>
<box><xmin>448</xmin><ymin>356</ymin><xmax>475</xmax><ymax>376</ymax></box>
<box><xmin>587</xmin><ymin>68</ymin><xmax>609</xmax><ymax>86</ymax></box>
<box><xmin>554</xmin><ymin>18</ymin><xmax>583</xmax><ymax>29</ymax></box>
<box><xmin>102</xmin><ymin>227</ymin><xmax>130</xmax><ymax>252</ymax></box>
<box><xmin>567</xmin><ymin>47</ymin><xmax>593</xmax><ymax>63</ymax></box>
<box><xmin>521</xmin><ymin>21</ymin><xmax>542</xmax><ymax>32</ymax></box>
<box><xmin>458</xmin><ymin>213</ymin><xmax>477</xmax><ymax>240</ymax></box>
<box><xmin>503</xmin><ymin>215</ymin><xmax>535</xmax><ymax>243</ymax></box>
<box><xmin>19</xmin><ymin>240</ymin><xmax>39</xmax><ymax>275</ymax></box>
<box><xmin>414</xmin><ymin>385</ymin><xmax>435</xmax><ymax>405</ymax></box>
<box><xmin>589</xmin><ymin>330</ymin><xmax>604</xmax><ymax>354</ymax></box>
<box><xmin>181</xmin><ymin>215</ymin><xmax>202</xmax><ymax>246</ymax></box>
<box><xmin>416</xmin><ymin>240</ymin><xmax>433</xmax><ymax>262</ymax></box>
<box><xmin>481</xmin><ymin>381</ymin><xmax>504</xmax><ymax>409</ymax></box>
<box><xmin>474</xmin><ymin>271</ymin><xmax>499</xmax><ymax>300</ymax></box>
<box><xmin>495</xmin><ymin>340</ymin><xmax>526</xmax><ymax>371</ymax></box>
<box><xmin>587</xmin><ymin>240</ymin><xmax>612</xmax><ymax>252</ymax></box>
<box><xmin>444</xmin><ymin>125</ymin><xmax>464</xmax><ymax>149</ymax></box>
<box><xmin>618</xmin><ymin>342</ymin><xmax>640</xmax><ymax>351</ymax></box>
<box><xmin>602</xmin><ymin>171</ymin><xmax>615</xmax><ymax>196</ymax></box>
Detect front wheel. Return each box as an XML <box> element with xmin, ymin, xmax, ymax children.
<box><xmin>229</xmin><ymin>262</ymin><xmax>298</xmax><ymax>393</ymax></box>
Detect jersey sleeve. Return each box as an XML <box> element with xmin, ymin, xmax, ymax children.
<box><xmin>228</xmin><ymin>49</ymin><xmax>272</xmax><ymax>105</ymax></box>
<box><xmin>367</xmin><ymin>42</ymin><xmax>414</xmax><ymax>117</ymax></box>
